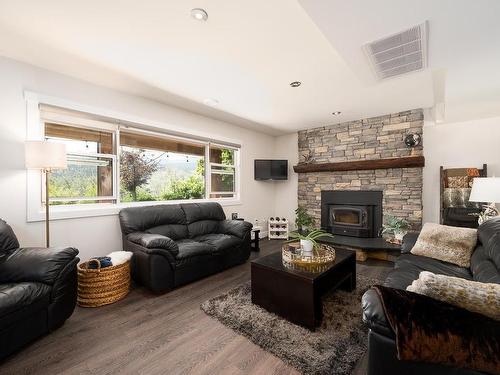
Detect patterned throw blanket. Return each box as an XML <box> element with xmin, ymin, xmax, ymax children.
<box><xmin>373</xmin><ymin>285</ymin><xmax>500</xmax><ymax>375</ymax></box>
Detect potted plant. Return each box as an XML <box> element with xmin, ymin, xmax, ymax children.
<box><xmin>382</xmin><ymin>216</ymin><xmax>410</xmax><ymax>243</ymax></box>
<box><xmin>295</xmin><ymin>207</ymin><xmax>314</xmax><ymax>232</ymax></box>
<box><xmin>288</xmin><ymin>229</ymin><xmax>334</xmax><ymax>255</ymax></box>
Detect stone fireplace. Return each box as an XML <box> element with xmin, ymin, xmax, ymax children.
<box><xmin>297</xmin><ymin>109</ymin><xmax>423</xmax><ymax>230</ymax></box>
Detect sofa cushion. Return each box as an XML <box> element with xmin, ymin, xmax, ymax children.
<box><xmin>478</xmin><ymin>216</ymin><xmax>500</xmax><ymax>244</ymax></box>
<box><xmin>471</xmin><ymin>246</ymin><xmax>500</xmax><ymax>284</ymax></box>
<box><xmin>187</xmin><ymin>220</ymin><xmax>221</xmax><ymax>238</ymax></box>
<box><xmin>175</xmin><ymin>239</ymin><xmax>215</xmax><ymax>259</ymax></box>
<box><xmin>127</xmin><ymin>232</ymin><xmax>179</xmax><ymax>257</ymax></box>
<box><xmin>181</xmin><ymin>202</ymin><xmax>226</xmax><ymax>224</ymax></box>
<box><xmin>396</xmin><ymin>254</ymin><xmax>474</xmax><ymax>279</ymax></box>
<box><xmin>193</xmin><ymin>234</ymin><xmax>242</xmax><ymax>252</ymax></box>
<box><xmin>218</xmin><ymin>220</ymin><xmax>253</xmax><ymax>239</ymax></box>
<box><xmin>410</xmin><ymin>223</ymin><xmax>477</xmax><ymax>267</ymax></box>
<box><xmin>477</xmin><ymin>217</ymin><xmax>500</xmax><ymax>269</ymax></box>
<box><xmin>119</xmin><ymin>204</ymin><xmax>186</xmax><ymax>235</ymax></box>
<box><xmin>0</xmin><ymin>282</ymin><xmax>50</xmax><ymax>322</ymax></box>
<box><xmin>146</xmin><ymin>224</ymin><xmax>188</xmax><ymax>240</ymax></box>
<box><xmin>401</xmin><ymin>232</ymin><xmax>419</xmax><ymax>254</ymax></box>
<box><xmin>407</xmin><ymin>271</ymin><xmax>500</xmax><ymax>320</ymax></box>
<box><xmin>385</xmin><ymin>254</ymin><xmax>473</xmax><ymax>290</ymax></box>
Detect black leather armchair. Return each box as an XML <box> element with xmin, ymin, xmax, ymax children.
<box><xmin>0</xmin><ymin>219</ymin><xmax>79</xmax><ymax>361</ymax></box>
<box><xmin>362</xmin><ymin>218</ymin><xmax>500</xmax><ymax>375</ymax></box>
<box><xmin>119</xmin><ymin>202</ymin><xmax>252</xmax><ymax>293</ymax></box>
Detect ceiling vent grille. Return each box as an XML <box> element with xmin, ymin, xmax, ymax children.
<box><xmin>364</xmin><ymin>22</ymin><xmax>428</xmax><ymax>80</ymax></box>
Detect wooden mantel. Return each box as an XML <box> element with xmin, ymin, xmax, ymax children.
<box><xmin>293</xmin><ymin>155</ymin><xmax>425</xmax><ymax>173</ymax></box>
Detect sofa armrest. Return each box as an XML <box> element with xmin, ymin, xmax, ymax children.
<box><xmin>127</xmin><ymin>232</ymin><xmax>179</xmax><ymax>257</ymax></box>
<box><xmin>401</xmin><ymin>232</ymin><xmax>419</xmax><ymax>253</ymax></box>
<box><xmin>0</xmin><ymin>246</ymin><xmax>79</xmax><ymax>285</ymax></box>
<box><xmin>218</xmin><ymin>220</ymin><xmax>252</xmax><ymax>239</ymax></box>
<box><xmin>361</xmin><ymin>288</ymin><xmax>395</xmax><ymax>338</ymax></box>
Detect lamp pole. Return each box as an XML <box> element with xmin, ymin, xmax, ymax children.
<box><xmin>45</xmin><ymin>168</ymin><xmax>50</xmax><ymax>248</ymax></box>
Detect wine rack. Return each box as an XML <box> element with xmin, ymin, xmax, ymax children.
<box><xmin>268</xmin><ymin>217</ymin><xmax>289</xmax><ymax>240</ymax></box>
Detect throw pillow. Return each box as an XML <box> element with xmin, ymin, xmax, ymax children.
<box><xmin>442</xmin><ymin>188</ymin><xmax>472</xmax><ymax>208</ymax></box>
<box><xmin>411</xmin><ymin>223</ymin><xmax>477</xmax><ymax>267</ymax></box>
<box><xmin>447</xmin><ymin>176</ymin><xmax>470</xmax><ymax>188</ymax></box>
<box><xmin>407</xmin><ymin>271</ymin><xmax>500</xmax><ymax>321</ymax></box>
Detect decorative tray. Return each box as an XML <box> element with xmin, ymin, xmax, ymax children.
<box><xmin>282</xmin><ymin>242</ymin><xmax>336</xmax><ymax>273</ymax></box>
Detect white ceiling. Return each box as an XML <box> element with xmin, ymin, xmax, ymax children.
<box><xmin>0</xmin><ymin>0</ymin><xmax>499</xmax><ymax>135</ymax></box>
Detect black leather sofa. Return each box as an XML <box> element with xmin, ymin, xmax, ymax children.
<box><xmin>362</xmin><ymin>218</ymin><xmax>500</xmax><ymax>375</ymax></box>
<box><xmin>119</xmin><ymin>202</ymin><xmax>252</xmax><ymax>293</ymax></box>
<box><xmin>0</xmin><ymin>219</ymin><xmax>79</xmax><ymax>361</ymax></box>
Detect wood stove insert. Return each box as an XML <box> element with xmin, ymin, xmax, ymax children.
<box><xmin>321</xmin><ymin>191</ymin><xmax>382</xmax><ymax>238</ymax></box>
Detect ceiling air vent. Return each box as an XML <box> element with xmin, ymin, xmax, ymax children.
<box><xmin>364</xmin><ymin>22</ymin><xmax>428</xmax><ymax>80</ymax></box>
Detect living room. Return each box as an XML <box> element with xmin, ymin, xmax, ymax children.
<box><xmin>0</xmin><ymin>1</ymin><xmax>499</xmax><ymax>374</ymax></box>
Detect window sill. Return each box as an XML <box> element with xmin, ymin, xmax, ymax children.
<box><xmin>27</xmin><ymin>199</ymin><xmax>242</xmax><ymax>222</ymax></box>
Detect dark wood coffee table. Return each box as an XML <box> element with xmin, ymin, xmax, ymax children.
<box><xmin>251</xmin><ymin>247</ymin><xmax>356</xmax><ymax>330</ymax></box>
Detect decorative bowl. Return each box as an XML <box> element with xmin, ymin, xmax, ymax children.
<box><xmin>282</xmin><ymin>242</ymin><xmax>336</xmax><ymax>273</ymax></box>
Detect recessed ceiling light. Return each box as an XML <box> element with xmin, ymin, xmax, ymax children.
<box><xmin>203</xmin><ymin>98</ymin><xmax>219</xmax><ymax>106</ymax></box>
<box><xmin>290</xmin><ymin>81</ymin><xmax>301</xmax><ymax>87</ymax></box>
<box><xmin>191</xmin><ymin>8</ymin><xmax>208</xmax><ymax>21</ymax></box>
<box><xmin>332</xmin><ymin>111</ymin><xmax>342</xmax><ymax>115</ymax></box>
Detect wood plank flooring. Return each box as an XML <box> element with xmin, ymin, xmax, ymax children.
<box><xmin>0</xmin><ymin>240</ymin><xmax>392</xmax><ymax>375</ymax></box>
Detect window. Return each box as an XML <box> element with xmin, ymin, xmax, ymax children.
<box><xmin>209</xmin><ymin>145</ymin><xmax>237</xmax><ymax>198</ymax></box>
<box><xmin>38</xmin><ymin>107</ymin><xmax>240</xmax><ymax>208</ymax></box>
<box><xmin>44</xmin><ymin>123</ymin><xmax>116</xmax><ymax>205</ymax></box>
<box><xmin>119</xmin><ymin>131</ymin><xmax>206</xmax><ymax>202</ymax></box>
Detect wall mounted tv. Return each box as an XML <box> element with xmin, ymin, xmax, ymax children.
<box><xmin>254</xmin><ymin>159</ymin><xmax>288</xmax><ymax>180</ymax></box>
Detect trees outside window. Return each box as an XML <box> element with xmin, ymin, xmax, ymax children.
<box><xmin>119</xmin><ymin>130</ymin><xmax>206</xmax><ymax>202</ymax></box>
<box><xmin>119</xmin><ymin>149</ymin><xmax>159</xmax><ymax>201</ymax></box>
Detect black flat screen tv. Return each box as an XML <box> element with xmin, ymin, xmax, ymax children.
<box><xmin>254</xmin><ymin>159</ymin><xmax>288</xmax><ymax>180</ymax></box>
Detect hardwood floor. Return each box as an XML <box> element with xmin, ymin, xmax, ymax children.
<box><xmin>0</xmin><ymin>240</ymin><xmax>392</xmax><ymax>375</ymax></box>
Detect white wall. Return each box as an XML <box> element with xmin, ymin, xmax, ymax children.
<box><xmin>0</xmin><ymin>57</ymin><xmax>277</xmax><ymax>261</ymax></box>
<box><xmin>273</xmin><ymin>133</ymin><xmax>299</xmax><ymax>228</ymax></box>
<box><xmin>423</xmin><ymin>115</ymin><xmax>500</xmax><ymax>224</ymax></box>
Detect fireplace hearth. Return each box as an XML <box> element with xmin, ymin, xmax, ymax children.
<box><xmin>321</xmin><ymin>191</ymin><xmax>382</xmax><ymax>238</ymax></box>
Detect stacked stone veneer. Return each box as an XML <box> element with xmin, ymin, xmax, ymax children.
<box><xmin>298</xmin><ymin>109</ymin><xmax>423</xmax><ymax>229</ymax></box>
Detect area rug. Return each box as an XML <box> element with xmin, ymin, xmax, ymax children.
<box><xmin>200</xmin><ymin>275</ymin><xmax>380</xmax><ymax>375</ymax></box>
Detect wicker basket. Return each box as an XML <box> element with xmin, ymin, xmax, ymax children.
<box><xmin>77</xmin><ymin>259</ymin><xmax>131</xmax><ymax>307</ymax></box>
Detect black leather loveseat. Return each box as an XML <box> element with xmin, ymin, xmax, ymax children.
<box><xmin>362</xmin><ymin>218</ymin><xmax>500</xmax><ymax>375</ymax></box>
<box><xmin>119</xmin><ymin>202</ymin><xmax>252</xmax><ymax>293</ymax></box>
<box><xmin>0</xmin><ymin>219</ymin><xmax>79</xmax><ymax>361</ymax></box>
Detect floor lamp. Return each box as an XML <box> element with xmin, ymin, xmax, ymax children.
<box><xmin>25</xmin><ymin>141</ymin><xmax>67</xmax><ymax>248</ymax></box>
<box><xmin>469</xmin><ymin>177</ymin><xmax>500</xmax><ymax>225</ymax></box>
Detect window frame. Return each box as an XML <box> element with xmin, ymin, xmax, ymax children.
<box><xmin>208</xmin><ymin>143</ymin><xmax>239</xmax><ymax>199</ymax></box>
<box><xmin>43</xmin><ymin>121</ymin><xmax>118</xmax><ymax>204</ymax></box>
<box><xmin>45</xmin><ymin>151</ymin><xmax>118</xmax><ymax>204</ymax></box>
<box><xmin>25</xmin><ymin>91</ymin><xmax>242</xmax><ymax>222</ymax></box>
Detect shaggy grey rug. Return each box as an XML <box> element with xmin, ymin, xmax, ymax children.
<box><xmin>201</xmin><ymin>275</ymin><xmax>379</xmax><ymax>375</ymax></box>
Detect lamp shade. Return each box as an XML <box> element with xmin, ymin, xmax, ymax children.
<box><xmin>25</xmin><ymin>141</ymin><xmax>67</xmax><ymax>170</ymax></box>
<box><xmin>469</xmin><ymin>177</ymin><xmax>500</xmax><ymax>203</ymax></box>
